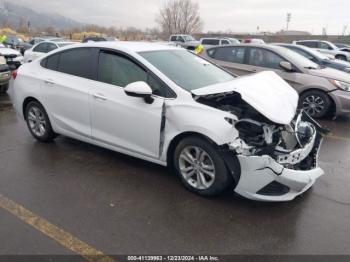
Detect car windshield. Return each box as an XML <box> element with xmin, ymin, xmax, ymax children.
<box><xmin>277</xmin><ymin>46</ymin><xmax>320</xmax><ymax>69</ymax></box>
<box><xmin>140</xmin><ymin>50</ymin><xmax>234</xmax><ymax>91</ymax></box>
<box><xmin>183</xmin><ymin>35</ymin><xmax>195</xmax><ymax>41</ymax></box>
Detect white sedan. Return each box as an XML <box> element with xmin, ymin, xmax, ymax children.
<box><xmin>11</xmin><ymin>42</ymin><xmax>326</xmax><ymax>202</ymax></box>
<box><xmin>23</xmin><ymin>41</ymin><xmax>76</xmax><ymax>63</ymax></box>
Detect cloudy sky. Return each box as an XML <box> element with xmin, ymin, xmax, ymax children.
<box><xmin>15</xmin><ymin>0</ymin><xmax>350</xmax><ymax>34</ymax></box>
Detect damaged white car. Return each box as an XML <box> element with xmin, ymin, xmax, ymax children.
<box><xmin>12</xmin><ymin>42</ymin><xmax>327</xmax><ymax>202</ymax></box>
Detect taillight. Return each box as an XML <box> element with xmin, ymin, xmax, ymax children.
<box><xmin>244</xmin><ymin>39</ymin><xmax>252</xmax><ymax>43</ymax></box>
<box><xmin>12</xmin><ymin>70</ymin><xmax>17</xmax><ymax>80</ymax></box>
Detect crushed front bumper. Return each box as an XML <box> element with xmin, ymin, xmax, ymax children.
<box><xmin>233</xmin><ymin>124</ymin><xmax>324</xmax><ymax>202</ymax></box>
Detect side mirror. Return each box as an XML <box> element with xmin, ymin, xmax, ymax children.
<box><xmin>280</xmin><ymin>61</ymin><xmax>293</xmax><ymax>72</ymax></box>
<box><xmin>124</xmin><ymin>81</ymin><xmax>154</xmax><ymax>104</ymax></box>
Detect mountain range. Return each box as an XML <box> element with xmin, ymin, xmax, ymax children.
<box><xmin>0</xmin><ymin>1</ymin><xmax>82</xmax><ymax>29</ymax></box>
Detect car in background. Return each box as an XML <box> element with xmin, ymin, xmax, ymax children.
<box><xmin>20</xmin><ymin>37</ymin><xmax>68</xmax><ymax>55</ymax></box>
<box><xmin>293</xmin><ymin>40</ymin><xmax>350</xmax><ymax>61</ymax></box>
<box><xmin>243</xmin><ymin>38</ymin><xmax>265</xmax><ymax>44</ymax></box>
<box><xmin>169</xmin><ymin>34</ymin><xmax>200</xmax><ymax>50</ymax></box>
<box><xmin>2</xmin><ymin>35</ymin><xmax>24</xmax><ymax>49</ymax></box>
<box><xmin>0</xmin><ymin>43</ymin><xmax>23</xmax><ymax>70</ymax></box>
<box><xmin>200</xmin><ymin>37</ymin><xmax>239</xmax><ymax>47</ymax></box>
<box><xmin>334</xmin><ymin>43</ymin><xmax>350</xmax><ymax>49</ymax></box>
<box><xmin>200</xmin><ymin>44</ymin><xmax>350</xmax><ymax>118</ymax></box>
<box><xmin>0</xmin><ymin>55</ymin><xmax>11</xmax><ymax>94</ymax></box>
<box><xmin>23</xmin><ymin>41</ymin><xmax>76</xmax><ymax>63</ymax></box>
<box><xmin>274</xmin><ymin>43</ymin><xmax>350</xmax><ymax>74</ymax></box>
<box><xmin>12</xmin><ymin>42</ymin><xmax>326</xmax><ymax>202</ymax></box>
<box><xmin>82</xmin><ymin>36</ymin><xmax>118</xmax><ymax>43</ymax></box>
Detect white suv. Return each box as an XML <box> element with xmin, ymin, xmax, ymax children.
<box><xmin>294</xmin><ymin>40</ymin><xmax>350</xmax><ymax>61</ymax></box>
<box><xmin>12</xmin><ymin>42</ymin><xmax>326</xmax><ymax>202</ymax></box>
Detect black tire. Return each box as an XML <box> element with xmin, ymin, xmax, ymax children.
<box><xmin>25</xmin><ymin>101</ymin><xmax>57</xmax><ymax>142</ymax></box>
<box><xmin>173</xmin><ymin>136</ymin><xmax>234</xmax><ymax>196</ymax></box>
<box><xmin>0</xmin><ymin>83</ymin><xmax>9</xmax><ymax>94</ymax></box>
<box><xmin>335</xmin><ymin>55</ymin><xmax>347</xmax><ymax>61</ymax></box>
<box><xmin>299</xmin><ymin>90</ymin><xmax>331</xmax><ymax>118</ymax></box>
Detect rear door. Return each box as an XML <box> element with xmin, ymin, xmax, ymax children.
<box><xmin>206</xmin><ymin>46</ymin><xmax>251</xmax><ymax>75</ymax></box>
<box><xmin>41</xmin><ymin>47</ymin><xmax>98</xmax><ymax>138</ymax></box>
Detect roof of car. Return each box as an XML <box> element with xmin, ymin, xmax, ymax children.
<box><xmin>71</xmin><ymin>41</ymin><xmax>182</xmax><ymax>52</ymax></box>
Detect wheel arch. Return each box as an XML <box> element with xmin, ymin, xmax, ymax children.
<box><xmin>166</xmin><ymin>131</ymin><xmax>217</xmax><ymax>167</ymax></box>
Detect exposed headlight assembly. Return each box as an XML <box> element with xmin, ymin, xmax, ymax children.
<box><xmin>329</xmin><ymin>79</ymin><xmax>350</xmax><ymax>92</ymax></box>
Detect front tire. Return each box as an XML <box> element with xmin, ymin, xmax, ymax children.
<box><xmin>173</xmin><ymin>136</ymin><xmax>233</xmax><ymax>196</ymax></box>
<box><xmin>0</xmin><ymin>83</ymin><xmax>9</xmax><ymax>94</ymax></box>
<box><xmin>25</xmin><ymin>101</ymin><xmax>57</xmax><ymax>142</ymax></box>
<box><xmin>299</xmin><ymin>90</ymin><xmax>331</xmax><ymax>118</ymax></box>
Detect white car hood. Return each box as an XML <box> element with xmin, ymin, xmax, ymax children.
<box><xmin>192</xmin><ymin>71</ymin><xmax>299</xmax><ymax>125</ymax></box>
<box><xmin>0</xmin><ymin>47</ymin><xmax>21</xmax><ymax>56</ymax></box>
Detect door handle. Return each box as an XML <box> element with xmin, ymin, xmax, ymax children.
<box><xmin>44</xmin><ymin>79</ymin><xmax>55</xmax><ymax>85</ymax></box>
<box><xmin>93</xmin><ymin>93</ymin><xmax>107</xmax><ymax>101</ymax></box>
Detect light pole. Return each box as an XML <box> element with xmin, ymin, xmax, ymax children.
<box><xmin>286</xmin><ymin>13</ymin><xmax>291</xmax><ymax>31</ymax></box>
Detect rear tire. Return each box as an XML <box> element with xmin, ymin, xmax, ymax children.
<box><xmin>299</xmin><ymin>90</ymin><xmax>331</xmax><ymax>118</ymax></box>
<box><xmin>25</xmin><ymin>101</ymin><xmax>57</xmax><ymax>142</ymax></box>
<box><xmin>173</xmin><ymin>136</ymin><xmax>234</xmax><ymax>196</ymax></box>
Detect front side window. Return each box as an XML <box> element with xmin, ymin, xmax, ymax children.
<box><xmin>221</xmin><ymin>40</ymin><xmax>230</xmax><ymax>45</ymax></box>
<box><xmin>202</xmin><ymin>39</ymin><xmax>220</xmax><ymax>45</ymax></box>
<box><xmin>57</xmin><ymin>48</ymin><xmax>93</xmax><ymax>79</ymax></box>
<box><xmin>140</xmin><ymin>50</ymin><xmax>234</xmax><ymax>91</ymax></box>
<box><xmin>319</xmin><ymin>42</ymin><xmax>331</xmax><ymax>50</ymax></box>
<box><xmin>248</xmin><ymin>48</ymin><xmax>285</xmax><ymax>70</ymax></box>
<box><xmin>33</xmin><ymin>43</ymin><xmax>48</xmax><ymax>53</ymax></box>
<box><xmin>47</xmin><ymin>43</ymin><xmax>57</xmax><ymax>52</ymax></box>
<box><xmin>98</xmin><ymin>51</ymin><xmax>173</xmax><ymax>97</ymax></box>
<box><xmin>213</xmin><ymin>47</ymin><xmax>246</xmax><ymax>64</ymax></box>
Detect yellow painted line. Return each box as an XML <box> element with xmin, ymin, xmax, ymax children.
<box><xmin>0</xmin><ymin>194</ymin><xmax>114</xmax><ymax>262</ymax></box>
<box><xmin>325</xmin><ymin>134</ymin><xmax>350</xmax><ymax>142</ymax></box>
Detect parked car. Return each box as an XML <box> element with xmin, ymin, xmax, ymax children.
<box><xmin>23</xmin><ymin>41</ymin><xmax>76</xmax><ymax>63</ymax></box>
<box><xmin>243</xmin><ymin>38</ymin><xmax>265</xmax><ymax>44</ymax></box>
<box><xmin>293</xmin><ymin>40</ymin><xmax>350</xmax><ymax>61</ymax></box>
<box><xmin>12</xmin><ymin>42</ymin><xmax>326</xmax><ymax>202</ymax></box>
<box><xmin>274</xmin><ymin>43</ymin><xmax>350</xmax><ymax>73</ymax></box>
<box><xmin>334</xmin><ymin>43</ymin><xmax>350</xmax><ymax>49</ymax></box>
<box><xmin>201</xmin><ymin>44</ymin><xmax>350</xmax><ymax>118</ymax></box>
<box><xmin>0</xmin><ymin>43</ymin><xmax>23</xmax><ymax>70</ymax></box>
<box><xmin>2</xmin><ymin>35</ymin><xmax>24</xmax><ymax>49</ymax></box>
<box><xmin>0</xmin><ymin>55</ymin><xmax>11</xmax><ymax>93</ymax></box>
<box><xmin>82</xmin><ymin>36</ymin><xmax>118</xmax><ymax>43</ymax></box>
<box><xmin>169</xmin><ymin>34</ymin><xmax>200</xmax><ymax>50</ymax></box>
<box><xmin>20</xmin><ymin>37</ymin><xmax>67</xmax><ymax>55</ymax></box>
<box><xmin>200</xmin><ymin>37</ymin><xmax>239</xmax><ymax>47</ymax></box>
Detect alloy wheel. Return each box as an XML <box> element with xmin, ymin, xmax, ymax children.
<box><xmin>178</xmin><ymin>146</ymin><xmax>216</xmax><ymax>190</ymax></box>
<box><xmin>27</xmin><ymin>106</ymin><xmax>47</xmax><ymax>137</ymax></box>
<box><xmin>302</xmin><ymin>95</ymin><xmax>325</xmax><ymax>116</ymax></box>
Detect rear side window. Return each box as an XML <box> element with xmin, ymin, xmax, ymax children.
<box><xmin>170</xmin><ymin>36</ymin><xmax>177</xmax><ymax>41</ymax></box>
<box><xmin>212</xmin><ymin>47</ymin><xmax>246</xmax><ymax>64</ymax></box>
<box><xmin>46</xmin><ymin>54</ymin><xmax>60</xmax><ymax>70</ymax></box>
<box><xmin>33</xmin><ymin>43</ymin><xmax>48</xmax><ymax>53</ymax></box>
<box><xmin>201</xmin><ymin>39</ymin><xmax>220</xmax><ymax>45</ymax></box>
<box><xmin>297</xmin><ymin>41</ymin><xmax>317</xmax><ymax>48</ymax></box>
<box><xmin>57</xmin><ymin>48</ymin><xmax>93</xmax><ymax>79</ymax></box>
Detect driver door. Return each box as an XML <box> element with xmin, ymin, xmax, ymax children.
<box><xmin>90</xmin><ymin>50</ymin><xmax>165</xmax><ymax>159</ymax></box>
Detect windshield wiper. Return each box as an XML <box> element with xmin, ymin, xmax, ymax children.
<box><xmin>304</xmin><ymin>66</ymin><xmax>319</xmax><ymax>70</ymax></box>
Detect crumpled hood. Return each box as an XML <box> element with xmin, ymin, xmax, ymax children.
<box><xmin>307</xmin><ymin>67</ymin><xmax>350</xmax><ymax>83</ymax></box>
<box><xmin>0</xmin><ymin>48</ymin><xmax>21</xmax><ymax>56</ymax></box>
<box><xmin>192</xmin><ymin>71</ymin><xmax>299</xmax><ymax>125</ymax></box>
